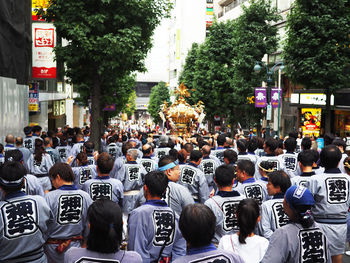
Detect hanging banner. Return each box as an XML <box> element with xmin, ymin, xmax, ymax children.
<box><xmin>301</xmin><ymin>108</ymin><xmax>322</xmax><ymax>136</ymax></box>
<box><xmin>29</xmin><ymin>83</ymin><xmax>39</xmax><ymax>112</ymax></box>
<box><xmin>255</xmin><ymin>88</ymin><xmax>267</xmax><ymax>108</ymax></box>
<box><xmin>271</xmin><ymin>87</ymin><xmax>282</xmax><ymax>108</ymax></box>
<box><xmin>32</xmin><ymin>23</ymin><xmax>56</xmax><ymax>79</ymax></box>
<box><xmin>103</xmin><ymin>104</ymin><xmax>116</xmax><ymax>111</ymax></box>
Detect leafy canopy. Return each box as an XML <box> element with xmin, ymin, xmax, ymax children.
<box><xmin>148</xmin><ymin>82</ymin><xmax>171</xmax><ymax>124</ymax></box>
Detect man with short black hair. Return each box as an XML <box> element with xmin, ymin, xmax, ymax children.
<box><xmin>223</xmin><ymin>149</ymin><xmax>238</xmax><ymax>166</ymax></box>
<box><xmin>309</xmin><ymin>145</ymin><xmax>350</xmax><ymax>263</ymax></box>
<box><xmin>178</xmin><ymin>150</ymin><xmax>210</xmax><ymax>203</ymax></box>
<box><xmin>82</xmin><ymin>152</ymin><xmax>123</xmax><ymax>206</ymax></box>
<box><xmin>45</xmin><ymin>163</ymin><xmax>93</xmax><ymax>262</ymax></box>
<box><xmin>204</xmin><ymin>165</ymin><xmax>244</xmax><ymax>243</ymax></box>
<box><xmin>237</xmin><ymin>139</ymin><xmax>257</xmax><ymax>164</ymax></box>
<box><xmin>301</xmin><ymin>137</ymin><xmax>312</xmax><ymax>151</ymax></box>
<box><xmin>0</xmin><ymin>161</ymin><xmax>52</xmax><ymax>262</ymax></box>
<box><xmin>128</xmin><ymin>171</ymin><xmax>186</xmax><ymax>262</ymax></box>
<box><xmin>106</xmin><ymin>136</ymin><xmax>121</xmax><ymax>160</ymax></box>
<box><xmin>280</xmin><ymin>137</ymin><xmax>300</xmax><ymax>178</ymax></box>
<box><xmin>173</xmin><ymin>204</ymin><xmax>244</xmax><ymax>263</ymax></box>
<box><xmin>291</xmin><ymin>149</ymin><xmax>315</xmax><ymax>188</ymax></box>
<box><xmin>234</xmin><ymin>159</ymin><xmax>268</xmax><ymax>205</ymax></box>
<box><xmin>211</xmin><ymin>134</ymin><xmax>227</xmax><ymax>164</ymax></box>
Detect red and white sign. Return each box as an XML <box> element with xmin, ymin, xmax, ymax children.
<box><xmin>32</xmin><ymin>23</ymin><xmax>56</xmax><ymax>79</ymax></box>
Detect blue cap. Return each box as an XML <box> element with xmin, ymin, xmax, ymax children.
<box><xmin>285</xmin><ymin>185</ymin><xmax>315</xmax><ymax>210</ymax></box>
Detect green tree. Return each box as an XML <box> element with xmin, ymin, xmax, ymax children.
<box><xmin>284</xmin><ymin>0</ymin><xmax>350</xmax><ymax>133</ymax></box>
<box><xmin>40</xmin><ymin>0</ymin><xmax>171</xmax><ymax>149</ymax></box>
<box><xmin>148</xmin><ymin>82</ymin><xmax>171</xmax><ymax>124</ymax></box>
<box><xmin>124</xmin><ymin>90</ymin><xmax>137</xmax><ymax>118</ymax></box>
<box><xmin>179</xmin><ymin>0</ymin><xmax>279</xmax><ymax>130</ymax></box>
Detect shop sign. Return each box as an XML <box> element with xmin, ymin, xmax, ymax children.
<box><xmin>32</xmin><ymin>23</ymin><xmax>56</xmax><ymax>79</ymax></box>
<box><xmin>29</xmin><ymin>83</ymin><xmax>39</xmax><ymax>112</ymax></box>
<box><xmin>301</xmin><ymin>108</ymin><xmax>321</xmax><ymax>136</ymax></box>
<box><xmin>53</xmin><ymin>100</ymin><xmax>66</xmax><ymax>116</ymax></box>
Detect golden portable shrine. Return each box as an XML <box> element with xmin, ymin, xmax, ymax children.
<box><xmin>159</xmin><ymin>83</ymin><xmax>205</xmax><ymax>135</ymax></box>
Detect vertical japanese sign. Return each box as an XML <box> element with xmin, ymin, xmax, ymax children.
<box><xmin>271</xmin><ymin>87</ymin><xmax>282</xmax><ymax>108</ymax></box>
<box><xmin>255</xmin><ymin>88</ymin><xmax>267</xmax><ymax>108</ymax></box>
<box><xmin>32</xmin><ymin>23</ymin><xmax>56</xmax><ymax>79</ymax></box>
<box><xmin>206</xmin><ymin>0</ymin><xmax>214</xmax><ymax>34</ymax></box>
<box><xmin>29</xmin><ymin>83</ymin><xmax>39</xmax><ymax>112</ymax></box>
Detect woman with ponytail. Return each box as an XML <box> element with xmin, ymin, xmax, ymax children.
<box><xmin>71</xmin><ymin>152</ymin><xmax>97</xmax><ymax>190</ymax></box>
<box><xmin>27</xmin><ymin>138</ymin><xmax>54</xmax><ymax>192</ymax></box>
<box><xmin>64</xmin><ymin>199</ymin><xmax>142</xmax><ymax>263</ymax></box>
<box><xmin>261</xmin><ymin>185</ymin><xmax>331</xmax><ymax>263</ymax></box>
<box><xmin>218</xmin><ymin>199</ymin><xmax>269</xmax><ymax>263</ymax></box>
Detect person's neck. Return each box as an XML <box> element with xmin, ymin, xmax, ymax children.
<box><xmin>302</xmin><ymin>167</ymin><xmax>313</xmax><ymax>173</ymax></box>
<box><xmin>219</xmin><ymin>186</ymin><xmax>233</xmax><ymax>192</ymax></box>
<box><xmin>58</xmin><ymin>181</ymin><xmax>73</xmax><ymax>187</ymax></box>
<box><xmin>146</xmin><ymin>196</ymin><xmax>162</xmax><ymax>201</ymax></box>
<box><xmin>98</xmin><ymin>173</ymin><xmax>109</xmax><ymax>177</ymax></box>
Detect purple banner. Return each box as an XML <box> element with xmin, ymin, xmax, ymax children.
<box><xmin>103</xmin><ymin>104</ymin><xmax>116</xmax><ymax>111</ymax></box>
<box><xmin>255</xmin><ymin>88</ymin><xmax>267</xmax><ymax>108</ymax></box>
<box><xmin>271</xmin><ymin>88</ymin><xmax>282</xmax><ymax>108</ymax></box>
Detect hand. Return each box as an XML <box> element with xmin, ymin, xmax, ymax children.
<box><xmin>67</xmin><ymin>156</ymin><xmax>74</xmax><ymax>165</ymax></box>
<box><xmin>93</xmin><ymin>151</ymin><xmax>99</xmax><ymax>160</ymax></box>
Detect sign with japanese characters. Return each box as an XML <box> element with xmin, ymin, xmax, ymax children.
<box><xmin>127</xmin><ymin>166</ymin><xmax>140</xmax><ymax>182</ymax></box>
<box><xmin>152</xmin><ymin>210</ymin><xmax>175</xmax><ymax>246</ymax></box>
<box><xmin>299</xmin><ymin>228</ymin><xmax>327</xmax><ymax>263</ymax></box>
<box><xmin>32</xmin><ymin>23</ymin><xmax>56</xmax><ymax>79</ymax></box>
<box><xmin>58</xmin><ymin>194</ymin><xmax>83</xmax><ymax>224</ymax></box>
<box><xmin>90</xmin><ymin>182</ymin><xmax>112</xmax><ymax>201</ymax></box>
<box><xmin>181</xmin><ymin>167</ymin><xmax>196</xmax><ymax>185</ymax></box>
<box><xmin>255</xmin><ymin>88</ymin><xmax>267</xmax><ymax>108</ymax></box>
<box><xmin>29</xmin><ymin>83</ymin><xmax>39</xmax><ymax>112</ymax></box>
<box><xmin>2</xmin><ymin>199</ymin><xmax>38</xmax><ymax>239</ymax></box>
<box><xmin>222</xmin><ymin>201</ymin><xmax>240</xmax><ymax>232</ymax></box>
<box><xmin>244</xmin><ymin>184</ymin><xmax>263</xmax><ymax>205</ymax></box>
<box><xmin>272</xmin><ymin>202</ymin><xmax>289</xmax><ymax>228</ymax></box>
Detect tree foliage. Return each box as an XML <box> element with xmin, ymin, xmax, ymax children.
<box><xmin>179</xmin><ymin>0</ymin><xmax>280</xmax><ymax>128</ymax></box>
<box><xmin>148</xmin><ymin>82</ymin><xmax>171</xmax><ymax>124</ymax></box>
<box><xmin>283</xmin><ymin>0</ymin><xmax>350</xmax><ymax>133</ymax></box>
<box><xmin>40</xmin><ymin>0</ymin><xmax>171</xmax><ymax>148</ymax></box>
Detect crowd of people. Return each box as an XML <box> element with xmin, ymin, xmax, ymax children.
<box><xmin>0</xmin><ymin>124</ymin><xmax>349</xmax><ymax>263</ymax></box>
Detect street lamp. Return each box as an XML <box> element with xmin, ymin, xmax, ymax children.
<box><xmin>254</xmin><ymin>61</ymin><xmax>284</xmax><ymax>138</ymax></box>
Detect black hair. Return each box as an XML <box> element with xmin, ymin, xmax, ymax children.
<box><xmin>310</xmin><ymin>149</ymin><xmax>320</xmax><ymax>164</ymax></box>
<box><xmin>332</xmin><ymin>139</ymin><xmax>346</xmax><ymax>150</ymax></box>
<box><xmin>237</xmin><ymin>199</ymin><xmax>260</xmax><ymax>244</ymax></box>
<box><xmin>167</xmin><ymin>139</ymin><xmax>175</xmax><ymax>149</ymax></box>
<box><xmin>217</xmin><ymin>134</ymin><xmax>226</xmax><ymax>146</ymax></box>
<box><xmin>190</xmin><ymin>150</ymin><xmax>202</xmax><ymax>162</ymax></box>
<box><xmin>158</xmin><ymin>155</ymin><xmax>176</xmax><ymax>168</ymax></box>
<box><xmin>49</xmin><ymin>163</ymin><xmax>75</xmax><ymax>182</ymax></box>
<box><xmin>237</xmin><ymin>139</ymin><xmax>247</xmax><ymax>152</ymax></box>
<box><xmin>268</xmin><ymin>171</ymin><xmax>291</xmax><ymax>194</ymax></box>
<box><xmin>237</xmin><ymin>160</ymin><xmax>255</xmax><ymax>177</ymax></box>
<box><xmin>23</xmin><ymin>126</ymin><xmax>32</xmax><ymax>135</ymax></box>
<box><xmin>87</xmin><ymin>199</ymin><xmax>122</xmax><ymax>253</ymax></box>
<box><xmin>32</xmin><ymin>125</ymin><xmax>42</xmax><ymax>134</ymax></box>
<box><xmin>256</xmin><ymin>137</ymin><xmax>264</xmax><ymax>149</ymax></box>
<box><xmin>277</xmin><ymin>139</ymin><xmax>284</xmax><ymax>149</ymax></box>
<box><xmin>34</xmin><ymin>138</ymin><xmax>46</xmax><ymax>163</ymax></box>
<box><xmin>247</xmin><ymin>138</ymin><xmax>258</xmax><ymax>153</ymax></box>
<box><xmin>320</xmin><ymin>145</ymin><xmax>342</xmax><ymax>169</ymax></box>
<box><xmin>0</xmin><ymin>143</ymin><xmax>3</xmax><ymax>154</ymax></box>
<box><xmin>144</xmin><ymin>171</ymin><xmax>168</xmax><ymax>197</ymax></box>
<box><xmin>290</xmin><ymin>204</ymin><xmax>314</xmax><ymax>228</ymax></box>
<box><xmin>76</xmin><ymin>152</ymin><xmax>88</xmax><ymax>166</ymax></box>
<box><xmin>301</xmin><ymin>137</ymin><xmax>312</xmax><ymax>150</ymax></box>
<box><xmin>183</xmin><ymin>143</ymin><xmax>193</xmax><ymax>154</ymax></box>
<box><xmin>169</xmin><ymin>149</ymin><xmax>178</xmax><ymax>160</ymax></box>
<box><xmin>5</xmin><ymin>149</ymin><xmax>24</xmax><ymax>163</ymax></box>
<box><xmin>258</xmin><ymin>161</ymin><xmax>275</xmax><ymax>172</ymax></box>
<box><xmin>214</xmin><ymin>165</ymin><xmax>235</xmax><ymax>187</ymax></box>
<box><xmin>142</xmin><ymin>145</ymin><xmax>152</xmax><ymax>155</ymax></box>
<box><xmin>284</xmin><ymin>137</ymin><xmax>297</xmax><ymax>152</ymax></box>
<box><xmin>224</xmin><ymin>149</ymin><xmax>237</xmax><ymax>164</ymax></box>
<box><xmin>179</xmin><ymin>204</ymin><xmax>216</xmax><ymax>248</ymax></box>
<box><xmin>122</xmin><ymin>141</ymin><xmax>133</xmax><ymax>156</ymax></box>
<box><xmin>97</xmin><ymin>152</ymin><xmax>114</xmax><ymax>174</ymax></box>
<box><xmin>265</xmin><ymin>138</ymin><xmax>278</xmax><ymax>152</ymax></box>
<box><xmin>297</xmin><ymin>150</ymin><xmax>314</xmax><ymax>167</ymax></box>
<box><xmin>288</xmin><ymin>131</ymin><xmax>298</xmax><ymax>139</ymax></box>
<box><xmin>324</xmin><ymin>133</ymin><xmax>335</xmax><ymax>146</ymax></box>
<box><xmin>84</xmin><ymin>141</ymin><xmax>94</xmax><ymax>155</ymax></box>
<box><xmin>0</xmin><ymin>161</ymin><xmax>26</xmax><ymax>192</ymax></box>
<box><xmin>178</xmin><ymin>149</ymin><xmax>187</xmax><ymax>163</ymax></box>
